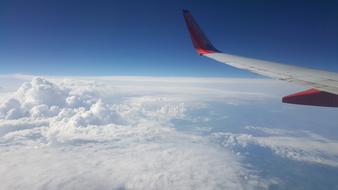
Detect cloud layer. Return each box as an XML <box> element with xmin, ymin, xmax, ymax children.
<box><xmin>0</xmin><ymin>77</ymin><xmax>272</xmax><ymax>190</ymax></box>
<box><xmin>0</xmin><ymin>76</ymin><xmax>337</xmax><ymax>190</ymax></box>
<box><xmin>211</xmin><ymin>126</ymin><xmax>338</xmax><ymax>167</ymax></box>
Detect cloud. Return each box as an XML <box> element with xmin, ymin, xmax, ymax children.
<box><xmin>211</xmin><ymin>127</ymin><xmax>338</xmax><ymax>167</ymax></box>
<box><xmin>0</xmin><ymin>77</ymin><xmax>274</xmax><ymax>190</ymax></box>
<box><xmin>2</xmin><ymin>76</ymin><xmax>336</xmax><ymax>189</ymax></box>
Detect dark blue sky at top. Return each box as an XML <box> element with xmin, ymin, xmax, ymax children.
<box><xmin>0</xmin><ymin>0</ymin><xmax>337</xmax><ymax>76</ymax></box>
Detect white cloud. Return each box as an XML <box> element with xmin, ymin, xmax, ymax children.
<box><xmin>2</xmin><ymin>76</ymin><xmax>336</xmax><ymax>189</ymax></box>
<box><xmin>211</xmin><ymin>127</ymin><xmax>338</xmax><ymax>167</ymax></box>
<box><xmin>0</xmin><ymin>77</ymin><xmax>275</xmax><ymax>190</ymax></box>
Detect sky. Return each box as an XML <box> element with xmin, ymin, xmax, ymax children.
<box><xmin>1</xmin><ymin>0</ymin><xmax>338</xmax><ymax>76</ymax></box>
<box><xmin>0</xmin><ymin>1</ymin><xmax>338</xmax><ymax>189</ymax></box>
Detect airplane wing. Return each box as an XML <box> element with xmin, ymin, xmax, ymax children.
<box><xmin>182</xmin><ymin>10</ymin><xmax>338</xmax><ymax>107</ymax></box>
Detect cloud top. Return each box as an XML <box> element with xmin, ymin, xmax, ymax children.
<box><xmin>0</xmin><ymin>77</ymin><xmax>271</xmax><ymax>190</ymax></box>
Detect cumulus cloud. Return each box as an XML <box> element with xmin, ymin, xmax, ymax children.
<box><xmin>0</xmin><ymin>77</ymin><xmax>273</xmax><ymax>190</ymax></box>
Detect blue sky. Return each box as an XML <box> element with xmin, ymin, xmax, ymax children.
<box><xmin>0</xmin><ymin>0</ymin><xmax>337</xmax><ymax>76</ymax></box>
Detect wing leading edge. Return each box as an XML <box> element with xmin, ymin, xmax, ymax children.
<box><xmin>182</xmin><ymin>10</ymin><xmax>338</xmax><ymax>107</ymax></box>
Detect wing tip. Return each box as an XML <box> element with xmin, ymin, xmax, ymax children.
<box><xmin>182</xmin><ymin>10</ymin><xmax>219</xmax><ymax>55</ymax></box>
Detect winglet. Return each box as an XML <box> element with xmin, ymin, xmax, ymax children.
<box><xmin>182</xmin><ymin>10</ymin><xmax>219</xmax><ymax>55</ymax></box>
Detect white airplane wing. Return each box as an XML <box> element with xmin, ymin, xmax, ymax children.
<box><xmin>182</xmin><ymin>10</ymin><xmax>338</xmax><ymax>107</ymax></box>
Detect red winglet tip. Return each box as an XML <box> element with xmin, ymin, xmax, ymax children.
<box><xmin>196</xmin><ymin>48</ymin><xmax>218</xmax><ymax>55</ymax></box>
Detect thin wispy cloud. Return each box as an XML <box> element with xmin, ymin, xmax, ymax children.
<box><xmin>211</xmin><ymin>127</ymin><xmax>338</xmax><ymax>167</ymax></box>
